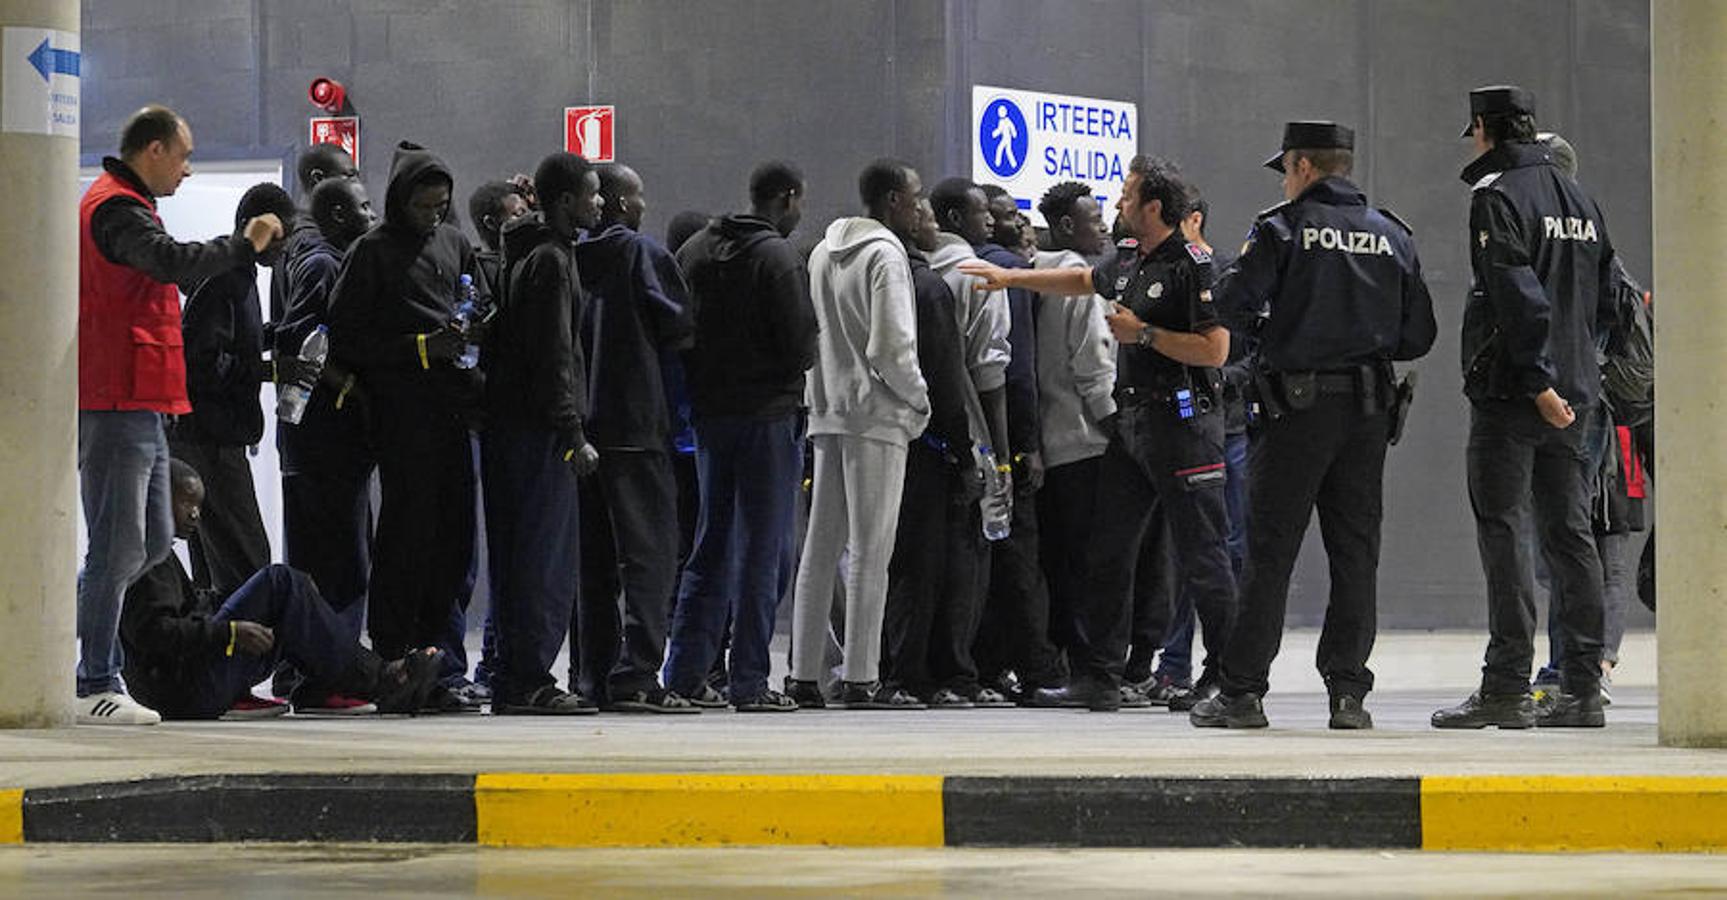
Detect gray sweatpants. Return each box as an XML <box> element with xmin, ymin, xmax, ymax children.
<box><xmin>791</xmin><ymin>433</ymin><xmax>909</xmax><ymax>683</ymax></box>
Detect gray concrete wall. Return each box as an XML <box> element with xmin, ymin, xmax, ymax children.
<box><xmin>78</xmin><ymin>0</ymin><xmax>1654</xmax><ymax>630</ymax></box>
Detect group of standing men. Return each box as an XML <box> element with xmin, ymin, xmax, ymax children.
<box><xmin>74</xmin><ymin>81</ymin><xmax>1628</xmax><ymax>731</ymax></box>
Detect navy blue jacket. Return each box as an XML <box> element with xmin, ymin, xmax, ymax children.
<box><xmin>977</xmin><ymin>243</ymin><xmax>1040</xmax><ymax>454</ymax></box>
<box><xmin>575</xmin><ymin>224</ymin><xmax>694</xmax><ymax>448</ymax></box>
<box><xmin>177</xmin><ymin>266</ymin><xmax>266</xmax><ymax>446</ymax></box>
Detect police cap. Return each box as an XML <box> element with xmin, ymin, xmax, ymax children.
<box><xmin>1462</xmin><ymin>85</ymin><xmax>1537</xmax><ymax>137</ymax></box>
<box><xmin>1263</xmin><ymin>121</ymin><xmax>1355</xmax><ymax>172</ymax></box>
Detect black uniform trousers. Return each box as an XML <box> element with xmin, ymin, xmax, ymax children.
<box><xmin>365</xmin><ymin>388</ymin><xmax>476</xmax><ymax>670</ymax></box>
<box><xmin>1073</xmin><ymin>400</ymin><xmax>1235</xmax><ymax>689</ymax></box>
<box><xmin>167</xmin><ymin>436</ymin><xmax>270</xmax><ymax>596</ymax></box>
<box><xmin>1219</xmin><ymin>392</ymin><xmax>1388</xmax><ymax>700</ymax></box>
<box><xmin>572</xmin><ymin>448</ymin><xmax>679</xmax><ymax>702</ymax></box>
<box><xmin>974</xmin><ymin>487</ymin><xmax>1064</xmax><ymax>691</ymax></box>
<box><xmin>481</xmin><ymin>424</ymin><xmax>581</xmax><ymax>704</ymax></box>
<box><xmin>1124</xmin><ymin>499</ymin><xmax>1179</xmax><ymax>684</ymax></box>
<box><xmin>1468</xmin><ymin>399</ymin><xmax>1604</xmax><ymax>696</ymax></box>
<box><xmin>1038</xmin><ymin>455</ymin><xmax>1100</xmax><ymax>665</ymax></box>
<box><xmin>273</xmin><ymin>391</ymin><xmax>374</xmax><ymax>700</ymax></box>
<box><xmin>882</xmin><ymin>443</ymin><xmax>986</xmax><ymax>697</ymax></box>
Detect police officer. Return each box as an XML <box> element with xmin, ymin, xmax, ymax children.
<box><xmin>1432</xmin><ymin>86</ymin><xmax>1617</xmax><ymax>730</ymax></box>
<box><xmin>1189</xmin><ymin>122</ymin><xmax>1437</xmax><ymax>730</ymax></box>
<box><xmin>960</xmin><ymin>156</ymin><xmax>1236</xmax><ymax>712</ymax></box>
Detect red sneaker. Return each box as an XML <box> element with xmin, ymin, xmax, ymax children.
<box><xmin>221</xmin><ymin>694</ymin><xmax>290</xmax><ymax>721</ymax></box>
<box><xmin>292</xmin><ymin>693</ymin><xmax>378</xmax><ymax>717</ymax></box>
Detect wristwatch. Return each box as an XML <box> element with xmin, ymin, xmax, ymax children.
<box><xmin>1136</xmin><ymin>324</ymin><xmax>1156</xmax><ymax>349</ymax></box>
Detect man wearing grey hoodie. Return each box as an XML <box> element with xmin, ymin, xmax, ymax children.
<box><xmin>787</xmin><ymin>159</ymin><xmax>931</xmax><ymax>710</ymax></box>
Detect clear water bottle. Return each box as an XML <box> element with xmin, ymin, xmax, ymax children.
<box><xmin>974</xmin><ymin>443</ymin><xmax>1013</xmax><ymax>542</ymax></box>
<box><xmin>275</xmin><ymin>325</ymin><xmax>329</xmax><ymax>425</ymax></box>
<box><xmin>453</xmin><ymin>274</ymin><xmax>481</xmax><ymax>370</ymax></box>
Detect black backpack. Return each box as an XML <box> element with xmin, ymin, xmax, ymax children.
<box><xmin>1601</xmin><ymin>260</ymin><xmax>1654</xmax><ymax>427</ymax></box>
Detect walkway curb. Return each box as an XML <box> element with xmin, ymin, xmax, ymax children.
<box><xmin>7</xmin><ymin>773</ymin><xmax>1727</xmax><ymax>851</ymax></box>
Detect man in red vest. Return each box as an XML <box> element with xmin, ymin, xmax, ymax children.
<box><xmin>78</xmin><ymin>105</ymin><xmax>282</xmax><ymax>725</ymax></box>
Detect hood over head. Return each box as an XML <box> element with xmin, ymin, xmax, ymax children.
<box><xmin>383</xmin><ymin>140</ymin><xmax>454</xmax><ymax>229</ymax></box>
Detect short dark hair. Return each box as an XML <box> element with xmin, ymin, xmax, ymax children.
<box><xmin>980</xmin><ymin>184</ymin><xmax>1012</xmax><ymax>203</ymax></box>
<box><xmin>1127</xmin><ymin>155</ymin><xmax>1192</xmax><ymax>227</ymax></box>
<box><xmin>310</xmin><ymin>178</ymin><xmax>361</xmax><ymax>232</ymax></box>
<box><xmin>467</xmin><ymin>180</ymin><xmax>522</xmax><ymax>243</ymax></box>
<box><xmin>296</xmin><ymin>143</ymin><xmax>355</xmax><ymax>193</ymax></box>
<box><xmin>119</xmin><ymin>105</ymin><xmax>183</xmax><ymax>158</ymax></box>
<box><xmin>1038</xmin><ymin>181</ymin><xmax>1094</xmax><ymax>225</ymax></box>
<box><xmin>1482</xmin><ymin>112</ymin><xmax>1539</xmax><ymax>145</ymax></box>
<box><xmin>169</xmin><ymin>457</ymin><xmax>201</xmax><ymax>490</ymax></box>
<box><xmin>595</xmin><ymin>162</ymin><xmax>633</xmax><ymax>199</ymax></box>
<box><xmin>235</xmin><ymin>182</ymin><xmax>296</xmax><ymax>232</ymax></box>
<box><xmin>534</xmin><ymin>152</ymin><xmax>596</xmax><ymax>211</ymax></box>
<box><xmin>929</xmin><ymin>177</ymin><xmax>981</xmax><ymax>227</ymax></box>
<box><xmin>666</xmin><ymin>210</ymin><xmax>711</xmax><ymax>254</ymax></box>
<box><xmin>1291</xmin><ymin>147</ymin><xmax>1354</xmax><ymax>177</ymax></box>
<box><xmin>858</xmin><ymin>158</ymin><xmax>913</xmax><ymax>209</ymax></box>
<box><xmin>749</xmin><ymin>160</ymin><xmax>804</xmax><ymax>209</ymax></box>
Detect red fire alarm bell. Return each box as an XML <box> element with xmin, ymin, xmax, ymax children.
<box><xmin>309</xmin><ymin>77</ymin><xmax>347</xmax><ymax>114</ymax></box>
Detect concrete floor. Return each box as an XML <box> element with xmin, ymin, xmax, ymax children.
<box><xmin>5</xmin><ymin>844</ymin><xmax>1727</xmax><ymax>898</ymax></box>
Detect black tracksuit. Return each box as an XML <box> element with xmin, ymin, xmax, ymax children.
<box><xmin>569</xmin><ymin>223</ymin><xmax>694</xmax><ymax>701</ymax></box>
<box><xmin>326</xmin><ymin>143</ymin><xmax>484</xmax><ymax>675</ymax></box>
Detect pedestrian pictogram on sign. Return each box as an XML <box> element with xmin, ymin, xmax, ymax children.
<box><xmin>565</xmin><ymin>106</ymin><xmax>614</xmax><ymax>162</ymax></box>
<box><xmin>309</xmin><ymin>116</ymin><xmax>360</xmax><ymax>167</ymax></box>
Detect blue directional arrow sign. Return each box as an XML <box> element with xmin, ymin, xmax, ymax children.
<box><xmin>27</xmin><ymin>36</ymin><xmax>79</xmax><ymax>82</ymax></box>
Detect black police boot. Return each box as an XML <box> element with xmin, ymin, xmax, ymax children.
<box><xmin>1328</xmin><ymin>695</ymin><xmax>1373</xmax><ymax>730</ymax></box>
<box><xmin>1536</xmin><ymin>690</ymin><xmax>1605</xmax><ymax>728</ymax></box>
<box><xmin>1430</xmin><ymin>691</ymin><xmax>1536</xmax><ymax>729</ymax></box>
<box><xmin>1030</xmin><ymin>680</ymin><xmax>1121</xmax><ymax>712</ymax></box>
<box><xmin>1168</xmin><ymin>680</ymin><xmax>1218</xmax><ymax>713</ymax></box>
<box><xmin>1189</xmin><ymin>691</ymin><xmax>1268</xmax><ymax>729</ymax></box>
<box><xmin>782</xmin><ymin>677</ymin><xmax>826</xmax><ymax>710</ymax></box>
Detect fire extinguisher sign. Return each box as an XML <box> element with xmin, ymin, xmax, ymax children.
<box><xmin>564</xmin><ymin>106</ymin><xmax>614</xmax><ymax>162</ymax></box>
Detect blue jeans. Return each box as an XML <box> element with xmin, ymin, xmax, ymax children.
<box><xmin>665</xmin><ymin>412</ymin><xmax>803</xmax><ymax>701</ymax></box>
<box><xmin>77</xmin><ymin>410</ymin><xmax>174</xmax><ymax>697</ymax></box>
<box><xmin>1156</xmin><ymin>429</ymin><xmax>1249</xmax><ymax>685</ymax></box>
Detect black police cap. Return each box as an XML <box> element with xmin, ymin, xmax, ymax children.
<box><xmin>1263</xmin><ymin>121</ymin><xmax>1355</xmax><ymax>172</ymax></box>
<box><xmin>1462</xmin><ymin>85</ymin><xmax>1537</xmax><ymax>137</ymax></box>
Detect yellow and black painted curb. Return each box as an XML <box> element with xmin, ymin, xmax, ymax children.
<box><xmin>4</xmin><ymin>773</ymin><xmax>1727</xmax><ymax>851</ymax></box>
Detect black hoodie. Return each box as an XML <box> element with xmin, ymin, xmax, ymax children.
<box><xmin>674</xmin><ymin>214</ymin><xmax>816</xmax><ymax>419</ymax></box>
<box><xmin>484</xmin><ymin>212</ymin><xmax>587</xmax><ymax>437</ymax></box>
<box><xmin>907</xmin><ymin>247</ymin><xmax>973</xmax><ymax>453</ymax></box>
<box><xmin>325</xmin><ymin>142</ymin><xmax>485</xmax><ymax>405</ymax></box>
<box><xmin>575</xmin><ymin>223</ymin><xmax>693</xmax><ymax>448</ymax></box>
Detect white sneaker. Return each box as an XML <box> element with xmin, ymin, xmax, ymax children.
<box><xmin>75</xmin><ymin>691</ymin><xmax>162</xmax><ymax>726</ymax></box>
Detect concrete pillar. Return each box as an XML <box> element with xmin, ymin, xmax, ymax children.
<box><xmin>0</xmin><ymin>0</ymin><xmax>77</xmax><ymax>728</ymax></box>
<box><xmin>1652</xmin><ymin>0</ymin><xmax>1727</xmax><ymax>748</ymax></box>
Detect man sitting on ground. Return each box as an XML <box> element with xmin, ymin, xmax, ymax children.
<box><xmin>119</xmin><ymin>460</ymin><xmax>446</xmax><ymax>720</ymax></box>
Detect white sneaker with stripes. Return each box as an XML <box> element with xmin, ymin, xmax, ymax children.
<box><xmin>75</xmin><ymin>691</ymin><xmax>162</xmax><ymax>725</ymax></box>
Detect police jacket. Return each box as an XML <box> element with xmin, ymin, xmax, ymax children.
<box><xmin>1460</xmin><ymin>142</ymin><xmax>1616</xmax><ymax>405</ymax></box>
<box><xmin>1091</xmin><ymin>229</ymin><xmax>1218</xmax><ymax>392</ymax></box>
<box><xmin>1219</xmin><ymin>176</ymin><xmax>1435</xmax><ymax>373</ymax></box>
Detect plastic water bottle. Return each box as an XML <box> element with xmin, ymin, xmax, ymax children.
<box><xmin>275</xmin><ymin>325</ymin><xmax>328</xmax><ymax>425</ymax></box>
<box><xmin>975</xmin><ymin>444</ymin><xmax>1013</xmax><ymax>542</ymax></box>
<box><xmin>453</xmin><ymin>274</ymin><xmax>481</xmax><ymax>370</ymax></box>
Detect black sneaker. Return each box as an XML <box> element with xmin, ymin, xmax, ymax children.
<box><xmin>837</xmin><ymin>680</ymin><xmax>926</xmax><ymax>710</ymax></box>
<box><xmin>1030</xmin><ymin>681</ymin><xmax>1120</xmax><ymax>712</ymax></box>
<box><xmin>1328</xmin><ymin>695</ymin><xmax>1374</xmax><ymax>730</ymax></box>
<box><xmin>1431</xmin><ymin>691</ymin><xmax>1536</xmax><ymax>729</ymax></box>
<box><xmin>783</xmin><ymin>677</ymin><xmax>826</xmax><ymax>709</ymax></box>
<box><xmin>423</xmin><ymin>678</ymin><xmax>487</xmax><ymax>714</ymax></box>
<box><xmin>1168</xmin><ymin>681</ymin><xmax>1217</xmax><ymax>713</ymax></box>
<box><xmin>1142</xmin><ymin>675</ymin><xmax>1192</xmax><ymax>707</ymax></box>
<box><xmin>1189</xmin><ymin>692</ymin><xmax>1268</xmax><ymax>729</ymax></box>
<box><xmin>1536</xmin><ymin>690</ymin><xmax>1606</xmax><ymax>728</ymax></box>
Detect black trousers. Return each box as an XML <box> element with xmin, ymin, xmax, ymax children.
<box><xmin>882</xmin><ymin>444</ymin><xmax>985</xmax><ymax>697</ymax></box>
<box><xmin>975</xmin><ymin>480</ymin><xmax>1063</xmax><ymax>689</ymax></box>
<box><xmin>1073</xmin><ymin>401</ymin><xmax>1235</xmax><ymax>689</ymax></box>
<box><xmin>167</xmin><ymin>437</ymin><xmax>270</xmax><ymax>596</ymax></box>
<box><xmin>365</xmin><ymin>389</ymin><xmax>476</xmax><ymax>667</ymax></box>
<box><xmin>1468</xmin><ymin>400</ymin><xmax>1604</xmax><ymax>695</ymax></box>
<box><xmin>1124</xmin><ymin>497</ymin><xmax>1179</xmax><ymax>684</ymax></box>
<box><xmin>572</xmin><ymin>448</ymin><xmax>679</xmax><ymax>701</ymax></box>
<box><xmin>1038</xmin><ymin>455</ymin><xmax>1100</xmax><ymax>663</ymax></box>
<box><xmin>1219</xmin><ymin>393</ymin><xmax>1389</xmax><ymax>699</ymax></box>
<box><xmin>273</xmin><ymin>391</ymin><xmax>374</xmax><ymax>699</ymax></box>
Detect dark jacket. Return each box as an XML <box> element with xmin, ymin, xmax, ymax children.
<box><xmin>274</xmin><ymin>220</ymin><xmax>340</xmax><ymax>358</ymax></box>
<box><xmin>575</xmin><ymin>223</ymin><xmax>694</xmax><ymax>447</ymax></box>
<box><xmin>485</xmin><ymin>213</ymin><xmax>587</xmax><ymax>437</ymax></box>
<box><xmin>908</xmin><ymin>248</ymin><xmax>973</xmax><ymax>453</ymax></box>
<box><xmin>325</xmin><ymin>143</ymin><xmax>484</xmax><ymax>407</ymax></box>
<box><xmin>119</xmin><ymin>550</ymin><xmax>225</xmax><ymax>696</ymax></box>
<box><xmin>1460</xmin><ymin>142</ymin><xmax>1617</xmax><ymax>405</ymax></box>
<box><xmin>674</xmin><ymin>214</ymin><xmax>817</xmax><ymax>419</ymax></box>
<box><xmin>88</xmin><ymin>157</ymin><xmax>256</xmax><ymax>290</ymax></box>
<box><xmin>176</xmin><ymin>267</ymin><xmax>267</xmax><ymax>446</ymax></box>
<box><xmin>977</xmin><ymin>242</ymin><xmax>1040</xmax><ymax>454</ymax></box>
<box><xmin>1221</xmin><ymin>176</ymin><xmax>1435</xmax><ymax>373</ymax></box>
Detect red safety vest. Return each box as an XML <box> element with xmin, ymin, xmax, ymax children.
<box><xmin>78</xmin><ymin>172</ymin><xmax>189</xmax><ymax>414</ymax></box>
